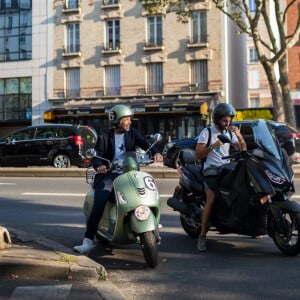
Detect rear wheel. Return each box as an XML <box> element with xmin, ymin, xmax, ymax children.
<box><xmin>139</xmin><ymin>231</ymin><xmax>158</xmax><ymax>268</ymax></box>
<box><xmin>272</xmin><ymin>211</ymin><xmax>300</xmax><ymax>255</ymax></box>
<box><xmin>53</xmin><ymin>154</ymin><xmax>70</xmax><ymax>168</ymax></box>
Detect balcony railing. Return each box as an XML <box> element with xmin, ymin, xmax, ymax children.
<box><xmin>102</xmin><ymin>0</ymin><xmax>119</xmax><ymax>5</ymax></box>
<box><xmin>145</xmin><ymin>38</ymin><xmax>163</xmax><ymax>48</ymax></box>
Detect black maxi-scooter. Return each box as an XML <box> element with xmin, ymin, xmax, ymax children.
<box><xmin>168</xmin><ymin>120</ymin><xmax>300</xmax><ymax>255</ymax></box>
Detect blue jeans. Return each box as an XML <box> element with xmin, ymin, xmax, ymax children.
<box><xmin>85</xmin><ymin>172</ymin><xmax>119</xmax><ymax>240</ymax></box>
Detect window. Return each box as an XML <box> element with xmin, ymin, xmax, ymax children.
<box><xmin>66</xmin><ymin>23</ymin><xmax>80</xmax><ymax>53</ymax></box>
<box><xmin>105</xmin><ymin>19</ymin><xmax>120</xmax><ymax>50</ymax></box>
<box><xmin>147</xmin><ymin>15</ymin><xmax>162</xmax><ymax>47</ymax></box>
<box><xmin>65</xmin><ymin>68</ymin><xmax>80</xmax><ymax>97</ymax></box>
<box><xmin>0</xmin><ymin>77</ymin><xmax>32</xmax><ymax>121</ymax></box>
<box><xmin>250</xmin><ymin>96</ymin><xmax>260</xmax><ymax>108</ymax></box>
<box><xmin>248</xmin><ymin>70</ymin><xmax>260</xmax><ymax>89</ymax></box>
<box><xmin>21</xmin><ymin>49</ymin><xmax>27</xmax><ymax>59</ymax></box>
<box><xmin>103</xmin><ymin>0</ymin><xmax>119</xmax><ymax>5</ymax></box>
<box><xmin>5</xmin><ymin>0</ymin><xmax>12</xmax><ymax>9</ymax></box>
<box><xmin>66</xmin><ymin>0</ymin><xmax>79</xmax><ymax>9</ymax></box>
<box><xmin>249</xmin><ymin>47</ymin><xmax>258</xmax><ymax>63</ymax></box>
<box><xmin>7</xmin><ymin>15</ymin><xmax>13</xmax><ymax>29</ymax></box>
<box><xmin>20</xmin><ymin>0</ymin><xmax>31</xmax><ymax>9</ymax></box>
<box><xmin>20</xmin><ymin>32</ymin><xmax>26</xmax><ymax>43</ymax></box>
<box><xmin>11</xmin><ymin>128</ymin><xmax>35</xmax><ymax>141</ymax></box>
<box><xmin>146</xmin><ymin>63</ymin><xmax>163</xmax><ymax>94</ymax></box>
<box><xmin>190</xmin><ymin>60</ymin><xmax>208</xmax><ymax>91</ymax></box>
<box><xmin>105</xmin><ymin>65</ymin><xmax>120</xmax><ymax>96</ymax></box>
<box><xmin>248</xmin><ymin>0</ymin><xmax>256</xmax><ymax>12</ymax></box>
<box><xmin>0</xmin><ymin>1</ymin><xmax>32</xmax><ymax>61</ymax></box>
<box><xmin>190</xmin><ymin>11</ymin><xmax>207</xmax><ymax>44</ymax></box>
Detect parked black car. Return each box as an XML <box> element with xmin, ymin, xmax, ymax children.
<box><xmin>0</xmin><ymin>124</ymin><xmax>98</xmax><ymax>168</ymax></box>
<box><xmin>268</xmin><ymin>121</ymin><xmax>300</xmax><ymax>164</ymax></box>
<box><xmin>162</xmin><ymin>120</ymin><xmax>300</xmax><ymax>168</ymax></box>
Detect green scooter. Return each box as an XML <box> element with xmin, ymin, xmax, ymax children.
<box><xmin>83</xmin><ymin>134</ymin><xmax>162</xmax><ymax>268</ymax></box>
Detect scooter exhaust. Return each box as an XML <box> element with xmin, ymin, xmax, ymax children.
<box><xmin>167</xmin><ymin>197</ymin><xmax>194</xmax><ymax>217</ymax></box>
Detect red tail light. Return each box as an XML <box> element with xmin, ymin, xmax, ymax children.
<box><xmin>70</xmin><ymin>135</ymin><xmax>83</xmax><ymax>146</ymax></box>
<box><xmin>290</xmin><ymin>133</ymin><xmax>300</xmax><ymax>139</ymax></box>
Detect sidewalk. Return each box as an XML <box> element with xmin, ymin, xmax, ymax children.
<box><xmin>0</xmin><ymin>227</ymin><xmax>126</xmax><ymax>300</ymax></box>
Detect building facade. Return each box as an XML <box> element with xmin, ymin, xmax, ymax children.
<box><xmin>287</xmin><ymin>0</ymin><xmax>300</xmax><ymax>128</ymax></box>
<box><xmin>47</xmin><ymin>0</ymin><xmax>231</xmax><ymax>141</ymax></box>
<box><xmin>0</xmin><ymin>0</ymin><xmax>53</xmax><ymax>137</ymax></box>
<box><xmin>0</xmin><ymin>0</ymin><xmax>298</xmax><ymax>141</ymax></box>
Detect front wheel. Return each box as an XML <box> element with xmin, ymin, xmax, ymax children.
<box><xmin>180</xmin><ymin>215</ymin><xmax>201</xmax><ymax>238</ymax></box>
<box><xmin>272</xmin><ymin>211</ymin><xmax>300</xmax><ymax>256</ymax></box>
<box><xmin>139</xmin><ymin>231</ymin><xmax>158</xmax><ymax>268</ymax></box>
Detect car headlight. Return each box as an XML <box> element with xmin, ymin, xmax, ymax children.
<box><xmin>134</xmin><ymin>205</ymin><xmax>151</xmax><ymax>221</ymax></box>
<box><xmin>265</xmin><ymin>170</ymin><xmax>286</xmax><ymax>185</ymax></box>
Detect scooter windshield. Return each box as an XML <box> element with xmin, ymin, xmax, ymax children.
<box><xmin>252</xmin><ymin>120</ymin><xmax>281</xmax><ymax>160</ymax></box>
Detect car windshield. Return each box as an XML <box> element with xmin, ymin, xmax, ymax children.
<box><xmin>252</xmin><ymin>120</ymin><xmax>281</xmax><ymax>159</ymax></box>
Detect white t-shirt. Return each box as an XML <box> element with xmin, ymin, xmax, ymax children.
<box><xmin>197</xmin><ymin>125</ymin><xmax>238</xmax><ymax>170</ymax></box>
<box><xmin>113</xmin><ymin>133</ymin><xmax>126</xmax><ymax>161</ymax></box>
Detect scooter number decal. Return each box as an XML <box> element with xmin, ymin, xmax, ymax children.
<box><xmin>144</xmin><ymin>176</ymin><xmax>156</xmax><ymax>191</ymax></box>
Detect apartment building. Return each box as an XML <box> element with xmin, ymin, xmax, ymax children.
<box><xmin>45</xmin><ymin>0</ymin><xmax>235</xmax><ymax>141</ymax></box>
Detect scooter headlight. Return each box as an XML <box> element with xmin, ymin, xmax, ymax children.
<box><xmin>265</xmin><ymin>170</ymin><xmax>286</xmax><ymax>185</ymax></box>
<box><xmin>135</xmin><ymin>205</ymin><xmax>151</xmax><ymax>221</ymax></box>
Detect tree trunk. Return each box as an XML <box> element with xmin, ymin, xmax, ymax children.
<box><xmin>260</xmin><ymin>59</ymin><xmax>284</xmax><ymax>122</ymax></box>
<box><xmin>278</xmin><ymin>54</ymin><xmax>296</xmax><ymax>127</ymax></box>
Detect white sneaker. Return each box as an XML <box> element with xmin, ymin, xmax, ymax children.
<box><xmin>73</xmin><ymin>238</ymin><xmax>94</xmax><ymax>254</ymax></box>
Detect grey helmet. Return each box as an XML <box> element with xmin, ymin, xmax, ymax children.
<box><xmin>108</xmin><ymin>104</ymin><xmax>133</xmax><ymax>129</ymax></box>
<box><xmin>212</xmin><ymin>103</ymin><xmax>236</xmax><ymax>127</ymax></box>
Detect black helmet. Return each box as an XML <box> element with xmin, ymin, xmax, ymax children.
<box><xmin>212</xmin><ymin>103</ymin><xmax>236</xmax><ymax>126</ymax></box>
<box><xmin>108</xmin><ymin>104</ymin><xmax>133</xmax><ymax>129</ymax></box>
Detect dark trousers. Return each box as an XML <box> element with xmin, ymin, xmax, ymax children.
<box><xmin>85</xmin><ymin>172</ymin><xmax>119</xmax><ymax>240</ymax></box>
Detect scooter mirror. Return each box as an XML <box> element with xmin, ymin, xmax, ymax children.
<box><xmin>217</xmin><ymin>134</ymin><xmax>232</xmax><ymax>144</ymax></box>
<box><xmin>153</xmin><ymin>133</ymin><xmax>162</xmax><ymax>143</ymax></box>
<box><xmin>86</xmin><ymin>148</ymin><xmax>97</xmax><ymax>159</ymax></box>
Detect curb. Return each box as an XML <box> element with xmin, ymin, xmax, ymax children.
<box><xmin>0</xmin><ymin>166</ymin><xmax>179</xmax><ymax>178</ymax></box>
<box><xmin>0</xmin><ymin>227</ymin><xmax>126</xmax><ymax>300</ymax></box>
<box><xmin>0</xmin><ymin>165</ymin><xmax>298</xmax><ymax>178</ymax></box>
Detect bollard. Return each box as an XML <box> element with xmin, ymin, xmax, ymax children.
<box><xmin>0</xmin><ymin>226</ymin><xmax>12</xmax><ymax>249</ymax></box>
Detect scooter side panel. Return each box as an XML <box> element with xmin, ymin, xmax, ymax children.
<box><xmin>247</xmin><ymin>158</ymin><xmax>275</xmax><ymax>194</ymax></box>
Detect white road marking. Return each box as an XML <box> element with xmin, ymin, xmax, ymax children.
<box><xmin>22</xmin><ymin>192</ymin><xmax>86</xmax><ymax>197</ymax></box>
<box><xmin>22</xmin><ymin>193</ymin><xmax>172</xmax><ymax>197</ymax></box>
<box><xmin>0</xmin><ymin>183</ymin><xmax>16</xmax><ymax>185</ymax></box>
<box><xmin>17</xmin><ymin>193</ymin><xmax>300</xmax><ymax>200</ymax></box>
